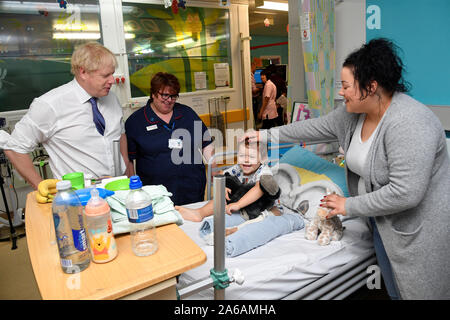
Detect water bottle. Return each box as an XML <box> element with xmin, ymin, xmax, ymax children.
<box><xmin>85</xmin><ymin>188</ymin><xmax>118</xmax><ymax>263</ymax></box>
<box><xmin>126</xmin><ymin>175</ymin><xmax>158</xmax><ymax>256</ymax></box>
<box><xmin>52</xmin><ymin>180</ymin><xmax>90</xmax><ymax>273</ymax></box>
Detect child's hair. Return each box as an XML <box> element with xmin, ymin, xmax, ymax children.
<box><xmin>238</xmin><ymin>137</ymin><xmax>267</xmax><ymax>161</ymax></box>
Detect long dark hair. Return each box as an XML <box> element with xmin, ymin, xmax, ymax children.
<box><xmin>343</xmin><ymin>38</ymin><xmax>411</xmax><ymax>100</ymax></box>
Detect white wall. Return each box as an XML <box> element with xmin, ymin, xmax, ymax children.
<box><xmin>334</xmin><ymin>0</ymin><xmax>366</xmax><ymax>99</ymax></box>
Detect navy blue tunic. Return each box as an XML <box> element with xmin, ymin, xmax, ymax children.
<box><xmin>125</xmin><ymin>100</ymin><xmax>212</xmax><ymax>205</ymax></box>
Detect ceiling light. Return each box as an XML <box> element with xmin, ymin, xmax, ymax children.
<box><xmin>53</xmin><ymin>32</ymin><xmax>101</xmax><ymax>40</ymax></box>
<box><xmin>256</xmin><ymin>1</ymin><xmax>288</xmax><ymax>12</ymax></box>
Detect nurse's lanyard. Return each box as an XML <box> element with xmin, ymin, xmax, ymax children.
<box><xmin>163</xmin><ymin>122</ymin><xmax>175</xmax><ymax>132</ymax></box>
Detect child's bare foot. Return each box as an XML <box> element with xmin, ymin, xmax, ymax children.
<box><xmin>225</xmin><ymin>227</ymin><xmax>238</xmax><ymax>236</ymax></box>
<box><xmin>175</xmin><ymin>206</ymin><xmax>203</xmax><ymax>222</ymax></box>
<box><xmin>270</xmin><ymin>206</ymin><xmax>282</xmax><ymax>216</ymax></box>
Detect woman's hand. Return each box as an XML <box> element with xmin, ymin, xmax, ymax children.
<box><xmin>239</xmin><ymin>129</ymin><xmax>261</xmax><ymax>144</ymax></box>
<box><xmin>320</xmin><ymin>193</ymin><xmax>347</xmax><ymax>218</ymax></box>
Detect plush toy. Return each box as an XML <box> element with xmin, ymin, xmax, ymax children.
<box><xmin>224</xmin><ymin>173</ymin><xmax>281</xmax><ymax>220</ymax></box>
<box><xmin>272</xmin><ymin>163</ymin><xmax>345</xmax><ymax>246</ymax></box>
<box><xmin>304</xmin><ymin>191</ymin><xmax>344</xmax><ymax>246</ymax></box>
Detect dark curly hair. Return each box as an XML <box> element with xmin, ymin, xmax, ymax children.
<box><xmin>343</xmin><ymin>38</ymin><xmax>410</xmax><ymax>100</ymax></box>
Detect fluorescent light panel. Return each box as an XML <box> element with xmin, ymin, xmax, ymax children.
<box><xmin>53</xmin><ymin>33</ymin><xmax>135</xmax><ymax>40</ymax></box>
<box><xmin>257</xmin><ymin>1</ymin><xmax>288</xmax><ymax>12</ymax></box>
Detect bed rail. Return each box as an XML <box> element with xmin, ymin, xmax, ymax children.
<box><xmin>282</xmin><ymin>251</ymin><xmax>377</xmax><ymax>300</ymax></box>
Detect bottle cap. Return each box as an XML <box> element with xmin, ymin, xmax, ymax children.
<box><xmin>129</xmin><ymin>175</ymin><xmax>143</xmax><ymax>190</ymax></box>
<box><xmin>56</xmin><ymin>180</ymin><xmax>71</xmax><ymax>191</ymax></box>
<box><xmin>85</xmin><ymin>188</ymin><xmax>110</xmax><ymax>216</ymax></box>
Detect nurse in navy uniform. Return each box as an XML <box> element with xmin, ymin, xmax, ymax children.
<box><xmin>125</xmin><ymin>72</ymin><xmax>214</xmax><ymax>205</ymax></box>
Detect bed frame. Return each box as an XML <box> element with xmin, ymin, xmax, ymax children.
<box><xmin>180</xmin><ymin>140</ymin><xmax>377</xmax><ymax>300</ymax></box>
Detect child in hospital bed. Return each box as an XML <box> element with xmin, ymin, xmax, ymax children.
<box><xmin>175</xmin><ymin>137</ymin><xmax>281</xmax><ymax>234</ymax></box>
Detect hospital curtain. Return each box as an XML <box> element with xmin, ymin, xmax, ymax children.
<box><xmin>299</xmin><ymin>0</ymin><xmax>335</xmax><ymax>118</ymax></box>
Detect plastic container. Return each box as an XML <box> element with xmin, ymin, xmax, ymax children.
<box><xmin>125</xmin><ymin>175</ymin><xmax>158</xmax><ymax>256</ymax></box>
<box><xmin>52</xmin><ymin>180</ymin><xmax>90</xmax><ymax>273</ymax></box>
<box><xmin>84</xmin><ymin>188</ymin><xmax>118</xmax><ymax>263</ymax></box>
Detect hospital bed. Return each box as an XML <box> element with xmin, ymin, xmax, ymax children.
<box><xmin>177</xmin><ymin>140</ymin><xmax>376</xmax><ymax>300</ymax></box>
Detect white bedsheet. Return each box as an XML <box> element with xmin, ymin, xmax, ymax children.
<box><xmin>177</xmin><ymin>201</ymin><xmax>374</xmax><ymax>300</ymax></box>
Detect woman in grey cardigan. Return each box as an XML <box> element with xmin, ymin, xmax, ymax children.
<box><xmin>245</xmin><ymin>38</ymin><xmax>450</xmax><ymax>299</ymax></box>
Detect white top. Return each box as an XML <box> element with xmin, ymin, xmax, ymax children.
<box><xmin>223</xmin><ymin>163</ymin><xmax>272</xmax><ymax>184</ymax></box>
<box><xmin>4</xmin><ymin>79</ymin><xmax>125</xmax><ymax>179</ymax></box>
<box><xmin>346</xmin><ymin>113</ymin><xmax>384</xmax><ymax>195</ymax></box>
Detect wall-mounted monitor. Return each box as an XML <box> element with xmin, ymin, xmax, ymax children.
<box><xmin>254</xmin><ymin>69</ymin><xmax>264</xmax><ymax>84</ymax></box>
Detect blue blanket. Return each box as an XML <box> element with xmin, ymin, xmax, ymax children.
<box><xmin>199</xmin><ymin>212</ymin><xmax>305</xmax><ymax>257</ymax></box>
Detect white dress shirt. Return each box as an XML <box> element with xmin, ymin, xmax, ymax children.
<box><xmin>5</xmin><ymin>79</ymin><xmax>125</xmax><ymax>180</ymax></box>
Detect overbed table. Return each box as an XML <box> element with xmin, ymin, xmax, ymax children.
<box><xmin>25</xmin><ymin>192</ymin><xmax>206</xmax><ymax>300</ymax></box>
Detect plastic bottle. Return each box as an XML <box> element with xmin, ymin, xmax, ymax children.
<box><xmin>125</xmin><ymin>175</ymin><xmax>158</xmax><ymax>256</ymax></box>
<box><xmin>85</xmin><ymin>188</ymin><xmax>118</xmax><ymax>263</ymax></box>
<box><xmin>52</xmin><ymin>180</ymin><xmax>90</xmax><ymax>273</ymax></box>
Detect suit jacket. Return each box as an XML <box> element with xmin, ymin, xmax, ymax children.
<box><xmin>270</xmin><ymin>92</ymin><xmax>450</xmax><ymax>299</ymax></box>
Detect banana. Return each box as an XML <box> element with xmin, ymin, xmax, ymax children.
<box><xmin>48</xmin><ymin>187</ymin><xmax>57</xmax><ymax>194</ymax></box>
<box><xmin>36</xmin><ymin>192</ymin><xmax>52</xmax><ymax>204</ymax></box>
<box><xmin>38</xmin><ymin>179</ymin><xmax>59</xmax><ymax>197</ymax></box>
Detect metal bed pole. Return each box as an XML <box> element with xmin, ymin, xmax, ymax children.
<box><xmin>207</xmin><ymin>151</ymin><xmax>236</xmax><ymax>200</ymax></box>
<box><xmin>212</xmin><ymin>175</ymin><xmax>227</xmax><ymax>300</ymax></box>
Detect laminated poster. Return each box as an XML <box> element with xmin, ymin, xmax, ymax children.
<box><xmin>214</xmin><ymin>63</ymin><xmax>230</xmax><ymax>87</ymax></box>
<box><xmin>194</xmin><ymin>72</ymin><xmax>207</xmax><ymax>90</ymax></box>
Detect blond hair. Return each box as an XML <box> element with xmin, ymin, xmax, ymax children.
<box><xmin>70</xmin><ymin>42</ymin><xmax>117</xmax><ymax>75</ymax></box>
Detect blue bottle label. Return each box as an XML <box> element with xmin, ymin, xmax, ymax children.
<box><xmin>127</xmin><ymin>204</ymin><xmax>153</xmax><ymax>223</ymax></box>
<box><xmin>72</xmin><ymin>228</ymin><xmax>88</xmax><ymax>251</ymax></box>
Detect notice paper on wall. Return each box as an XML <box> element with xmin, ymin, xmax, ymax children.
<box><xmin>194</xmin><ymin>72</ymin><xmax>207</xmax><ymax>90</ymax></box>
<box><xmin>191</xmin><ymin>96</ymin><xmax>208</xmax><ymax>115</ymax></box>
<box><xmin>214</xmin><ymin>63</ymin><xmax>230</xmax><ymax>87</ymax></box>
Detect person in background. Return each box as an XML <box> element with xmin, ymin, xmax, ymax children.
<box><xmin>266</xmin><ymin>64</ymin><xmax>287</xmax><ymax>126</ymax></box>
<box><xmin>242</xmin><ymin>38</ymin><xmax>450</xmax><ymax>300</ymax></box>
<box><xmin>125</xmin><ymin>72</ymin><xmax>214</xmax><ymax>206</ymax></box>
<box><xmin>258</xmin><ymin>69</ymin><xmax>278</xmax><ymax>129</ymax></box>
<box><xmin>3</xmin><ymin>42</ymin><xmax>131</xmax><ymax>189</ymax></box>
<box><xmin>276</xmin><ymin>89</ymin><xmax>288</xmax><ymax>126</ymax></box>
<box><xmin>251</xmin><ymin>61</ymin><xmax>262</xmax><ymax>127</ymax></box>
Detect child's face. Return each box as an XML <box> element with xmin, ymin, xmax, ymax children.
<box><xmin>237</xmin><ymin>144</ymin><xmax>261</xmax><ymax>175</ymax></box>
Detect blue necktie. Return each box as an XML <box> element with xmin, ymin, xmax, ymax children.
<box><xmin>89</xmin><ymin>97</ymin><xmax>105</xmax><ymax>135</ymax></box>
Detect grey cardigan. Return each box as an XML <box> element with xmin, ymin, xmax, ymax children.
<box><xmin>269</xmin><ymin>92</ymin><xmax>450</xmax><ymax>299</ymax></box>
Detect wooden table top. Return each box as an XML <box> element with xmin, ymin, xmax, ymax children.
<box><xmin>25</xmin><ymin>192</ymin><xmax>206</xmax><ymax>300</ymax></box>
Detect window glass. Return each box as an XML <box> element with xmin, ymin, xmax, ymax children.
<box><xmin>0</xmin><ymin>0</ymin><xmax>102</xmax><ymax>111</ymax></box>
<box><xmin>123</xmin><ymin>2</ymin><xmax>232</xmax><ymax>97</ymax></box>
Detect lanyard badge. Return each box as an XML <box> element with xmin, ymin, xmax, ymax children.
<box><xmin>168</xmin><ymin>139</ymin><xmax>182</xmax><ymax>149</ymax></box>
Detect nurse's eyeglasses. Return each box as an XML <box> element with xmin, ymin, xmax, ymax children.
<box><xmin>158</xmin><ymin>92</ymin><xmax>179</xmax><ymax>101</ymax></box>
